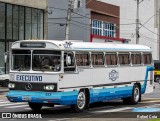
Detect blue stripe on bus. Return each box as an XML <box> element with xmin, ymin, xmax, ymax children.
<box><xmin>6</xmin><ymin>66</ymin><xmax>154</xmax><ymax>105</ymax></box>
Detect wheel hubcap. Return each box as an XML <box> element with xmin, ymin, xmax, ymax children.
<box><xmin>77</xmin><ymin>92</ymin><xmax>86</xmax><ymax>109</ymax></box>
<box><xmin>134</xmin><ymin>87</ymin><xmax>139</xmax><ymax>102</ymax></box>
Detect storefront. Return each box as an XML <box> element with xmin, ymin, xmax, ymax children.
<box><xmin>0</xmin><ymin>2</ymin><xmax>45</xmax><ymax>74</ymax></box>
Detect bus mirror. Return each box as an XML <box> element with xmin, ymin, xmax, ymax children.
<box><xmin>66</xmin><ymin>56</ymin><xmax>72</xmax><ymax>66</ymax></box>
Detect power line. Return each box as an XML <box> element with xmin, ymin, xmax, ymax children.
<box><xmin>140</xmin><ymin>24</ymin><xmax>159</xmax><ymax>36</ymax></box>
<box><xmin>139</xmin><ymin>11</ymin><xmax>159</xmax><ymax>29</ymax></box>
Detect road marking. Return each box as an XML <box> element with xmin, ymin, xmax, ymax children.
<box><xmin>0</xmin><ymin>101</ymin><xmax>10</xmax><ymax>104</ymax></box>
<box><xmin>140</xmin><ymin>100</ymin><xmax>160</xmax><ymax>103</ymax></box>
<box><xmin>0</xmin><ymin>102</ymin><xmax>26</xmax><ymax>107</ymax></box>
<box><xmin>92</xmin><ymin>107</ymin><xmax>133</xmax><ymax>113</ymax></box>
<box><xmin>5</xmin><ymin>105</ymin><xmax>28</xmax><ymax>109</ymax></box>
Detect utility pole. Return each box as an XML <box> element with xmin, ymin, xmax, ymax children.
<box><xmin>136</xmin><ymin>0</ymin><xmax>140</xmax><ymax>44</ymax></box>
<box><xmin>136</xmin><ymin>0</ymin><xmax>144</xmax><ymax>44</ymax></box>
<box><xmin>65</xmin><ymin>0</ymin><xmax>73</xmax><ymax>40</ymax></box>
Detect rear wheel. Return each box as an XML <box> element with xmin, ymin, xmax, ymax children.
<box><xmin>28</xmin><ymin>102</ymin><xmax>43</xmax><ymax>111</ymax></box>
<box><xmin>71</xmin><ymin>90</ymin><xmax>87</xmax><ymax>113</ymax></box>
<box><xmin>123</xmin><ymin>84</ymin><xmax>140</xmax><ymax>105</ymax></box>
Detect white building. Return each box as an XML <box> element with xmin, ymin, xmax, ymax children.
<box><xmin>98</xmin><ymin>0</ymin><xmax>157</xmax><ymax>60</ymax></box>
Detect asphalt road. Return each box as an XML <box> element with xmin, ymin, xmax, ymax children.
<box><xmin>0</xmin><ymin>83</ymin><xmax>159</xmax><ymax>121</ymax></box>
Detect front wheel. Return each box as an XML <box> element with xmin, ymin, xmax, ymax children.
<box><xmin>28</xmin><ymin>102</ymin><xmax>43</xmax><ymax>111</ymax></box>
<box><xmin>71</xmin><ymin>90</ymin><xmax>87</xmax><ymax>113</ymax></box>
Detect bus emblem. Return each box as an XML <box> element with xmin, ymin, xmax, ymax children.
<box><xmin>109</xmin><ymin>70</ymin><xmax>119</xmax><ymax>81</ymax></box>
<box><xmin>25</xmin><ymin>83</ymin><xmax>32</xmax><ymax>90</ymax></box>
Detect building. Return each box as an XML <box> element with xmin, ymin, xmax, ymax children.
<box><xmin>48</xmin><ymin>0</ymin><xmax>129</xmax><ymax>43</ymax></box>
<box><xmin>98</xmin><ymin>0</ymin><xmax>157</xmax><ymax>60</ymax></box>
<box><xmin>0</xmin><ymin>0</ymin><xmax>48</xmax><ymax>73</ymax></box>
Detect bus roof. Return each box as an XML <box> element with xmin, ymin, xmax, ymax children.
<box><xmin>12</xmin><ymin>40</ymin><xmax>152</xmax><ymax>52</ymax></box>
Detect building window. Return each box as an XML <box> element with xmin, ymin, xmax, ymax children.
<box><xmin>38</xmin><ymin>10</ymin><xmax>44</xmax><ymax>39</ymax></box>
<box><xmin>104</xmin><ymin>22</ymin><xmax>116</xmax><ymax>37</ymax></box>
<box><xmin>7</xmin><ymin>4</ymin><xmax>12</xmax><ymax>40</ymax></box>
<box><xmin>32</xmin><ymin>9</ymin><xmax>38</xmax><ymax>39</ymax></box>
<box><xmin>19</xmin><ymin>6</ymin><xmax>24</xmax><ymax>40</ymax></box>
<box><xmin>92</xmin><ymin>19</ymin><xmax>116</xmax><ymax>37</ymax></box>
<box><xmin>92</xmin><ymin>20</ymin><xmax>102</xmax><ymax>36</ymax></box>
<box><xmin>13</xmin><ymin>5</ymin><xmax>19</xmax><ymax>40</ymax></box>
<box><xmin>0</xmin><ymin>3</ymin><xmax>5</xmax><ymax>39</ymax></box>
<box><xmin>25</xmin><ymin>7</ymin><xmax>31</xmax><ymax>39</ymax></box>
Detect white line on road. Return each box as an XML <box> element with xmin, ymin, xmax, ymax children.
<box><xmin>92</xmin><ymin>107</ymin><xmax>133</xmax><ymax>113</ymax></box>
<box><xmin>0</xmin><ymin>102</ymin><xmax>26</xmax><ymax>107</ymax></box>
<box><xmin>5</xmin><ymin>105</ymin><xmax>28</xmax><ymax>108</ymax></box>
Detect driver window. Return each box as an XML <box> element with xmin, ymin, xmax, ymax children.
<box><xmin>64</xmin><ymin>52</ymin><xmax>75</xmax><ymax>72</ymax></box>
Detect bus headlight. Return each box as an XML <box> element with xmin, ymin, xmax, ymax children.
<box><xmin>44</xmin><ymin>85</ymin><xmax>55</xmax><ymax>91</ymax></box>
<box><xmin>8</xmin><ymin>83</ymin><xmax>15</xmax><ymax>89</ymax></box>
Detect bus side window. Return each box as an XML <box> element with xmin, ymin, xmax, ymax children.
<box><xmin>119</xmin><ymin>53</ymin><xmax>130</xmax><ymax>65</ymax></box>
<box><xmin>143</xmin><ymin>53</ymin><xmax>152</xmax><ymax>65</ymax></box>
<box><xmin>91</xmin><ymin>53</ymin><xmax>104</xmax><ymax>66</ymax></box>
<box><xmin>106</xmin><ymin>53</ymin><xmax>118</xmax><ymax>66</ymax></box>
<box><xmin>131</xmin><ymin>53</ymin><xmax>141</xmax><ymax>65</ymax></box>
<box><xmin>75</xmin><ymin>52</ymin><xmax>90</xmax><ymax>67</ymax></box>
<box><xmin>64</xmin><ymin>52</ymin><xmax>75</xmax><ymax>72</ymax></box>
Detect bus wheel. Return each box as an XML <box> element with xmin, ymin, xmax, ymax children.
<box><xmin>123</xmin><ymin>84</ymin><xmax>140</xmax><ymax>105</ymax></box>
<box><xmin>71</xmin><ymin>90</ymin><xmax>87</xmax><ymax>113</ymax></box>
<box><xmin>155</xmin><ymin>77</ymin><xmax>160</xmax><ymax>83</ymax></box>
<box><xmin>28</xmin><ymin>102</ymin><xmax>43</xmax><ymax>111</ymax></box>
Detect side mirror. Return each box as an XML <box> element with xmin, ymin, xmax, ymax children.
<box><xmin>66</xmin><ymin>55</ymin><xmax>72</xmax><ymax>66</ymax></box>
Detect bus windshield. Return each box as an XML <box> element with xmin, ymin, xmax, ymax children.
<box><xmin>32</xmin><ymin>50</ymin><xmax>61</xmax><ymax>72</ymax></box>
<box><xmin>12</xmin><ymin>50</ymin><xmax>31</xmax><ymax>71</ymax></box>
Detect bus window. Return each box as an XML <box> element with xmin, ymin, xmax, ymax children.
<box><xmin>106</xmin><ymin>53</ymin><xmax>118</xmax><ymax>66</ymax></box>
<box><xmin>32</xmin><ymin>50</ymin><xmax>61</xmax><ymax>72</ymax></box>
<box><xmin>143</xmin><ymin>53</ymin><xmax>152</xmax><ymax>65</ymax></box>
<box><xmin>12</xmin><ymin>50</ymin><xmax>31</xmax><ymax>71</ymax></box>
<box><xmin>64</xmin><ymin>52</ymin><xmax>75</xmax><ymax>71</ymax></box>
<box><xmin>91</xmin><ymin>53</ymin><xmax>104</xmax><ymax>66</ymax></box>
<box><xmin>119</xmin><ymin>53</ymin><xmax>130</xmax><ymax>65</ymax></box>
<box><xmin>131</xmin><ymin>53</ymin><xmax>141</xmax><ymax>65</ymax></box>
<box><xmin>75</xmin><ymin>52</ymin><xmax>90</xmax><ymax>66</ymax></box>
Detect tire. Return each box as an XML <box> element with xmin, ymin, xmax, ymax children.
<box><xmin>155</xmin><ymin>77</ymin><xmax>160</xmax><ymax>83</ymax></box>
<box><xmin>71</xmin><ymin>90</ymin><xmax>87</xmax><ymax>113</ymax></box>
<box><xmin>123</xmin><ymin>84</ymin><xmax>140</xmax><ymax>105</ymax></box>
<box><xmin>28</xmin><ymin>102</ymin><xmax>43</xmax><ymax>111</ymax></box>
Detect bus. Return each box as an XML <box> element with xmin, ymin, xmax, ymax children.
<box><xmin>154</xmin><ymin>60</ymin><xmax>160</xmax><ymax>83</ymax></box>
<box><xmin>6</xmin><ymin>40</ymin><xmax>154</xmax><ymax>112</ymax></box>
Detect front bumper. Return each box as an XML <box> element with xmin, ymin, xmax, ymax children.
<box><xmin>6</xmin><ymin>90</ymin><xmax>78</xmax><ymax>105</ymax></box>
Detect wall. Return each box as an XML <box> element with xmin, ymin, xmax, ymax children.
<box><xmin>0</xmin><ymin>0</ymin><xmax>48</xmax><ymax>39</ymax></box>
<box><xmin>48</xmin><ymin>0</ymin><xmax>90</xmax><ymax>41</ymax></box>
<box><xmin>98</xmin><ymin>0</ymin><xmax>157</xmax><ymax>60</ymax></box>
<box><xmin>0</xmin><ymin>0</ymin><xmax>47</xmax><ymax>9</ymax></box>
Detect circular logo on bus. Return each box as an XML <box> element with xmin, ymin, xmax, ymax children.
<box><xmin>109</xmin><ymin>70</ymin><xmax>119</xmax><ymax>81</ymax></box>
<box><xmin>25</xmin><ymin>83</ymin><xmax>32</xmax><ymax>90</ymax></box>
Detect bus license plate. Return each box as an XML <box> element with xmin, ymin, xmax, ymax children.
<box><xmin>22</xmin><ymin>96</ymin><xmax>31</xmax><ymax>101</ymax></box>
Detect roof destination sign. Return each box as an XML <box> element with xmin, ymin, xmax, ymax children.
<box><xmin>20</xmin><ymin>42</ymin><xmax>46</xmax><ymax>48</ymax></box>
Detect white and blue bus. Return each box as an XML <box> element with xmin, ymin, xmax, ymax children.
<box><xmin>7</xmin><ymin>40</ymin><xmax>154</xmax><ymax>112</ymax></box>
